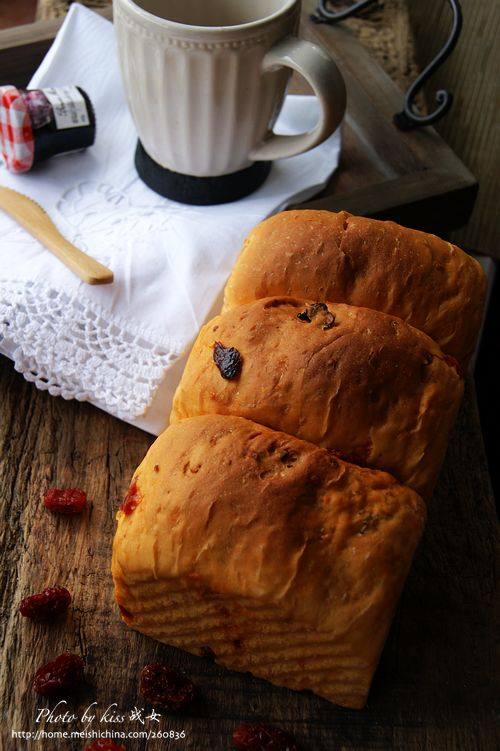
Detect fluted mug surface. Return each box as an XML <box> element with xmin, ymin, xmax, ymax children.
<box><xmin>114</xmin><ymin>0</ymin><xmax>346</xmax><ymax>177</ymax></box>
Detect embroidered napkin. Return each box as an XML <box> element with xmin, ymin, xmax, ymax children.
<box><xmin>0</xmin><ymin>3</ymin><xmax>342</xmax><ymax>434</ymax></box>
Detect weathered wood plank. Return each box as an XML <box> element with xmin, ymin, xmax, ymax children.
<box><xmin>0</xmin><ymin>356</ymin><xmax>496</xmax><ymax>750</ymax></box>
<box><xmin>0</xmin><ymin>8</ymin><xmax>496</xmax><ymax>749</ymax></box>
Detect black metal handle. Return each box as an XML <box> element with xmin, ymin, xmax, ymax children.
<box><xmin>311</xmin><ymin>0</ymin><xmax>463</xmax><ymax>130</ymax></box>
<box><xmin>394</xmin><ymin>0</ymin><xmax>462</xmax><ymax>130</ymax></box>
<box><xmin>311</xmin><ymin>0</ymin><xmax>378</xmax><ymax>24</ymax></box>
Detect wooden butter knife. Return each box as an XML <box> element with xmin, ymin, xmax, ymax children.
<box><xmin>0</xmin><ymin>186</ymin><xmax>113</xmax><ymax>285</ymax></box>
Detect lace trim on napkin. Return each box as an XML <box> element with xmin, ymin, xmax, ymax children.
<box><xmin>0</xmin><ymin>280</ymin><xmax>178</xmax><ymax>420</ymax></box>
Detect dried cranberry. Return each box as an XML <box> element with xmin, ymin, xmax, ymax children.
<box><xmin>232</xmin><ymin>722</ymin><xmax>300</xmax><ymax>750</ymax></box>
<box><xmin>329</xmin><ymin>441</ymin><xmax>372</xmax><ymax>467</ymax></box>
<box><xmin>296</xmin><ymin>309</ymin><xmax>311</xmax><ymax>322</ymax></box>
<box><xmin>279</xmin><ymin>450</ymin><xmax>298</xmax><ymax>466</ymax></box>
<box><xmin>357</xmin><ymin>513</ymin><xmax>384</xmax><ymax>535</ymax></box>
<box><xmin>120</xmin><ymin>481</ymin><xmax>142</xmax><ymax>515</ymax></box>
<box><xmin>44</xmin><ymin>488</ymin><xmax>87</xmax><ymax>515</ymax></box>
<box><xmin>118</xmin><ymin>604</ymin><xmax>133</xmax><ymax>620</ymax></box>
<box><xmin>442</xmin><ymin>354</ymin><xmax>463</xmax><ymax>377</ymax></box>
<box><xmin>84</xmin><ymin>741</ymin><xmax>126</xmax><ymax>751</ymax></box>
<box><xmin>213</xmin><ymin>341</ymin><xmax>242</xmax><ymax>380</ymax></box>
<box><xmin>328</xmin><ymin>447</ymin><xmax>349</xmax><ymax>463</ymax></box>
<box><xmin>33</xmin><ymin>652</ymin><xmax>85</xmax><ymax>696</ymax></box>
<box><xmin>321</xmin><ymin>312</ymin><xmax>336</xmax><ymax>330</ymax></box>
<box><xmin>20</xmin><ymin>586</ymin><xmax>71</xmax><ymax>621</ymax></box>
<box><xmin>297</xmin><ymin>302</ymin><xmax>335</xmax><ymax>330</ymax></box>
<box><xmin>140</xmin><ymin>663</ymin><xmax>196</xmax><ymax>712</ymax></box>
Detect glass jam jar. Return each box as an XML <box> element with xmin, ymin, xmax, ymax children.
<box><xmin>0</xmin><ymin>85</ymin><xmax>95</xmax><ymax>173</ymax></box>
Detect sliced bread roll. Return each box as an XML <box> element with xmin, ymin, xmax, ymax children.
<box><xmin>112</xmin><ymin>414</ymin><xmax>425</xmax><ymax>709</ymax></box>
<box><xmin>171</xmin><ymin>297</ymin><xmax>463</xmax><ymax>498</ymax></box>
<box><xmin>222</xmin><ymin>210</ymin><xmax>486</xmax><ymax>368</ymax></box>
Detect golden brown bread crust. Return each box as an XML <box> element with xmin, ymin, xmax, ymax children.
<box><xmin>171</xmin><ymin>297</ymin><xmax>464</xmax><ymax>498</ymax></box>
<box><xmin>112</xmin><ymin>414</ymin><xmax>426</xmax><ymax>709</ymax></box>
<box><xmin>222</xmin><ymin>210</ymin><xmax>486</xmax><ymax>368</ymax></box>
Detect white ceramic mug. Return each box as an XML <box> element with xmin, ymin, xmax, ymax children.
<box><xmin>114</xmin><ymin>0</ymin><xmax>346</xmax><ymax>181</ymax></box>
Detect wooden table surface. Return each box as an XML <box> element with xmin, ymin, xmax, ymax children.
<box><xmin>0</xmin><ymin>4</ymin><xmax>497</xmax><ymax>750</ymax></box>
<box><xmin>0</xmin><ymin>359</ymin><xmax>496</xmax><ymax>750</ymax></box>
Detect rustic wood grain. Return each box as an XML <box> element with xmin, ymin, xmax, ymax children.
<box><xmin>0</xmin><ymin>357</ymin><xmax>496</xmax><ymax>751</ymax></box>
<box><xmin>0</xmin><ymin>3</ymin><xmax>479</xmax><ymax>239</ymax></box>
<box><xmin>0</xmin><ymin>8</ymin><xmax>496</xmax><ymax>750</ymax></box>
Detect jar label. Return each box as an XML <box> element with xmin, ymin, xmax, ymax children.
<box><xmin>42</xmin><ymin>86</ymin><xmax>90</xmax><ymax>130</ymax></box>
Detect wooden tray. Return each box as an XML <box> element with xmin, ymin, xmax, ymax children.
<box><xmin>0</xmin><ymin>1</ymin><xmax>478</xmax><ymax>236</ymax></box>
<box><xmin>0</xmin><ymin>6</ymin><xmax>496</xmax><ymax>751</ymax></box>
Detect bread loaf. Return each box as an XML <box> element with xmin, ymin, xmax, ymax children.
<box><xmin>112</xmin><ymin>414</ymin><xmax>425</xmax><ymax>709</ymax></box>
<box><xmin>171</xmin><ymin>297</ymin><xmax>463</xmax><ymax>498</ymax></box>
<box><xmin>222</xmin><ymin>210</ymin><xmax>486</xmax><ymax>368</ymax></box>
<box><xmin>113</xmin><ymin>209</ymin><xmax>484</xmax><ymax>709</ymax></box>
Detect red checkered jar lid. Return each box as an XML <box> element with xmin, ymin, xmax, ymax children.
<box><xmin>0</xmin><ymin>85</ymin><xmax>96</xmax><ymax>174</ymax></box>
<box><xmin>0</xmin><ymin>85</ymin><xmax>35</xmax><ymax>174</ymax></box>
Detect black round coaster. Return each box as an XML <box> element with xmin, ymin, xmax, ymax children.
<box><xmin>135</xmin><ymin>141</ymin><xmax>272</xmax><ymax>205</ymax></box>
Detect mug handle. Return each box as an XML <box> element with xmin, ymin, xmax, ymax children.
<box><xmin>249</xmin><ymin>37</ymin><xmax>346</xmax><ymax>161</ymax></box>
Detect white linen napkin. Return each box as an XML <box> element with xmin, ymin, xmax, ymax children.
<box><xmin>0</xmin><ymin>3</ymin><xmax>341</xmax><ymax>434</ymax></box>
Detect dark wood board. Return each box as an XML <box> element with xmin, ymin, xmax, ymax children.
<box><xmin>0</xmin><ymin>357</ymin><xmax>496</xmax><ymax>750</ymax></box>
<box><xmin>0</xmin><ymin>1</ymin><xmax>480</xmax><ymax>240</ymax></box>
